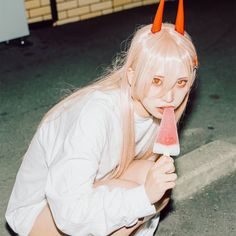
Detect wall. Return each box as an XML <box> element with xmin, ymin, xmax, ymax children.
<box><xmin>24</xmin><ymin>0</ymin><xmax>159</xmax><ymax>26</ymax></box>
<box><xmin>25</xmin><ymin>0</ymin><xmax>52</xmax><ymax>24</ymax></box>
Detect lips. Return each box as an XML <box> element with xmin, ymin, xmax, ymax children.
<box><xmin>157</xmin><ymin>107</ymin><xmax>164</xmax><ymax>114</ymax></box>
<box><xmin>157</xmin><ymin>106</ymin><xmax>175</xmax><ymax>114</ymax></box>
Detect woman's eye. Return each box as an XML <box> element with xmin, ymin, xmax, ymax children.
<box><xmin>177</xmin><ymin>80</ymin><xmax>188</xmax><ymax>88</ymax></box>
<box><xmin>152</xmin><ymin>78</ymin><xmax>162</xmax><ymax>86</ymax></box>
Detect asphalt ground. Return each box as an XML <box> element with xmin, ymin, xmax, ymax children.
<box><xmin>0</xmin><ymin>0</ymin><xmax>236</xmax><ymax>235</ymax></box>
<box><xmin>158</xmin><ymin>171</ymin><xmax>236</xmax><ymax>236</ymax></box>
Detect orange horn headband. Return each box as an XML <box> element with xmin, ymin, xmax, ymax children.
<box><xmin>151</xmin><ymin>0</ymin><xmax>185</xmax><ymax>35</ymax></box>
<box><xmin>151</xmin><ymin>0</ymin><xmax>165</xmax><ymax>33</ymax></box>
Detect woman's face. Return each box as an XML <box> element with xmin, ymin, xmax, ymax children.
<box><xmin>132</xmin><ymin>63</ymin><xmax>191</xmax><ymax>119</ymax></box>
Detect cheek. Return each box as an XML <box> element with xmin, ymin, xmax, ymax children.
<box><xmin>142</xmin><ymin>97</ymin><xmax>151</xmax><ymax>107</ymax></box>
<box><xmin>148</xmin><ymin>86</ymin><xmax>162</xmax><ymax>97</ymax></box>
<box><xmin>141</xmin><ymin>89</ymin><xmax>157</xmax><ymax>105</ymax></box>
<box><xmin>174</xmin><ymin>89</ymin><xmax>188</xmax><ymax>105</ymax></box>
<box><xmin>142</xmin><ymin>96</ymin><xmax>156</xmax><ymax>110</ymax></box>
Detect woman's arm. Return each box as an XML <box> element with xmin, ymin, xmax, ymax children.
<box><xmin>94</xmin><ymin>178</ymin><xmax>145</xmax><ymax>236</ymax></box>
<box><xmin>29</xmin><ymin>159</ymin><xmax>165</xmax><ymax>236</ymax></box>
<box><xmin>45</xmin><ymin>102</ymin><xmax>156</xmax><ymax>236</ymax></box>
<box><xmin>94</xmin><ymin>159</ymin><xmax>170</xmax><ymax>236</ymax></box>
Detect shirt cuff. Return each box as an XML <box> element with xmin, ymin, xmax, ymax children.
<box><xmin>125</xmin><ymin>185</ymin><xmax>156</xmax><ymax>219</ymax></box>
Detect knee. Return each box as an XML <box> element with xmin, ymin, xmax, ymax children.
<box><xmin>93</xmin><ymin>178</ymin><xmax>139</xmax><ymax>190</ymax></box>
<box><xmin>94</xmin><ymin>160</ymin><xmax>154</xmax><ymax>190</ymax></box>
<box><xmin>119</xmin><ymin>160</ymin><xmax>154</xmax><ymax>185</ymax></box>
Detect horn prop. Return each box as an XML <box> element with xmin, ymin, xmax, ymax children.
<box><xmin>151</xmin><ymin>0</ymin><xmax>165</xmax><ymax>33</ymax></box>
<box><xmin>175</xmin><ymin>0</ymin><xmax>184</xmax><ymax>35</ymax></box>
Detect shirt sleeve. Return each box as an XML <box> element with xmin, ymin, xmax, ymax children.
<box><xmin>45</xmin><ymin>100</ymin><xmax>156</xmax><ymax>236</ymax></box>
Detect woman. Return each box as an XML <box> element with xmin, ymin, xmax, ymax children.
<box><xmin>6</xmin><ymin>0</ymin><xmax>198</xmax><ymax>235</ymax></box>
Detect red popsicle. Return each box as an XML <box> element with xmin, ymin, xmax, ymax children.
<box><xmin>153</xmin><ymin>106</ymin><xmax>180</xmax><ymax>156</ymax></box>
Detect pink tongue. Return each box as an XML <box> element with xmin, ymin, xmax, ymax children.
<box><xmin>157</xmin><ymin>107</ymin><xmax>178</xmax><ymax>145</ymax></box>
<box><xmin>153</xmin><ymin>106</ymin><xmax>180</xmax><ymax>156</ymax></box>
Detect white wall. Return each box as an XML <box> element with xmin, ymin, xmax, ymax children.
<box><xmin>0</xmin><ymin>0</ymin><xmax>29</xmax><ymax>42</ymax></box>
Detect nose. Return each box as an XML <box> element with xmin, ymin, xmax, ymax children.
<box><xmin>162</xmin><ymin>89</ymin><xmax>174</xmax><ymax>103</ymax></box>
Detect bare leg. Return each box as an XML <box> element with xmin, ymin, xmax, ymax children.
<box><xmin>96</xmin><ymin>160</ymin><xmax>157</xmax><ymax>236</ymax></box>
<box><xmin>29</xmin><ymin>160</ymin><xmax>157</xmax><ymax>236</ymax></box>
<box><xmin>29</xmin><ymin>204</ymin><xmax>65</xmax><ymax>236</ymax></box>
<box><xmin>118</xmin><ymin>159</ymin><xmax>171</xmax><ymax>213</ymax></box>
<box><xmin>119</xmin><ymin>159</ymin><xmax>154</xmax><ymax>185</ymax></box>
<box><xmin>29</xmin><ymin>179</ymin><xmax>143</xmax><ymax>236</ymax></box>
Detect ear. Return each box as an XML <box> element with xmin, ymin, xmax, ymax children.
<box><xmin>127</xmin><ymin>67</ymin><xmax>134</xmax><ymax>86</ymax></box>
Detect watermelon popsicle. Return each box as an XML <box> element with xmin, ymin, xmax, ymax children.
<box><xmin>153</xmin><ymin>106</ymin><xmax>180</xmax><ymax>156</ymax></box>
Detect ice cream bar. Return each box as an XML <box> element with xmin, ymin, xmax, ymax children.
<box><xmin>153</xmin><ymin>106</ymin><xmax>180</xmax><ymax>156</ymax></box>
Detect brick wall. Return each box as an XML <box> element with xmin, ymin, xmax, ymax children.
<box><xmin>25</xmin><ymin>0</ymin><xmax>52</xmax><ymax>24</ymax></box>
<box><xmin>24</xmin><ymin>0</ymin><xmax>159</xmax><ymax>26</ymax></box>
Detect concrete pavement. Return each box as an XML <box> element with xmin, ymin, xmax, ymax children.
<box><xmin>158</xmin><ymin>171</ymin><xmax>236</xmax><ymax>236</ymax></box>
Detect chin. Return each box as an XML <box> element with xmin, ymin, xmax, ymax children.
<box><xmin>152</xmin><ymin>113</ymin><xmax>162</xmax><ymax>120</ymax></box>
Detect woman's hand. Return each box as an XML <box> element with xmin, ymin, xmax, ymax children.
<box><xmin>144</xmin><ymin>155</ymin><xmax>177</xmax><ymax>205</ymax></box>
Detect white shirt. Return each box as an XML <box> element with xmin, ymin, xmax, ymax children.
<box><xmin>5</xmin><ymin>89</ymin><xmax>160</xmax><ymax>236</ymax></box>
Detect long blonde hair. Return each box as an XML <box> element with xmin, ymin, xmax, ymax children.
<box><xmin>40</xmin><ymin>23</ymin><xmax>198</xmax><ymax>180</ymax></box>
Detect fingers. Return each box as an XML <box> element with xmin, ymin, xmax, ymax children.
<box><xmin>153</xmin><ymin>172</ymin><xmax>177</xmax><ymax>185</ymax></box>
<box><xmin>164</xmin><ymin>173</ymin><xmax>178</xmax><ymax>182</ymax></box>
<box><xmin>145</xmin><ymin>155</ymin><xmax>177</xmax><ymax>204</ymax></box>
<box><xmin>150</xmin><ymin>155</ymin><xmax>177</xmax><ymax>188</ymax></box>
<box><xmin>159</xmin><ymin>162</ymin><xmax>175</xmax><ymax>174</ymax></box>
<box><xmin>153</xmin><ymin>155</ymin><xmax>175</xmax><ymax>174</ymax></box>
<box><xmin>165</xmin><ymin>181</ymin><xmax>176</xmax><ymax>190</ymax></box>
<box><xmin>153</xmin><ymin>155</ymin><xmax>174</xmax><ymax>169</ymax></box>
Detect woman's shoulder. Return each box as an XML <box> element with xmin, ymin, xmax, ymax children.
<box><xmin>39</xmin><ymin>89</ymin><xmax>121</xmax><ymax>130</ymax></box>
<box><xmin>89</xmin><ymin>89</ymin><xmax>121</xmax><ymax>110</ymax></box>
<box><xmin>77</xmin><ymin>89</ymin><xmax>119</xmax><ymax>116</ymax></box>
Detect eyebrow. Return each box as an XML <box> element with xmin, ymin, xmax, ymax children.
<box><xmin>154</xmin><ymin>75</ymin><xmax>164</xmax><ymax>78</ymax></box>
<box><xmin>154</xmin><ymin>75</ymin><xmax>189</xmax><ymax>80</ymax></box>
